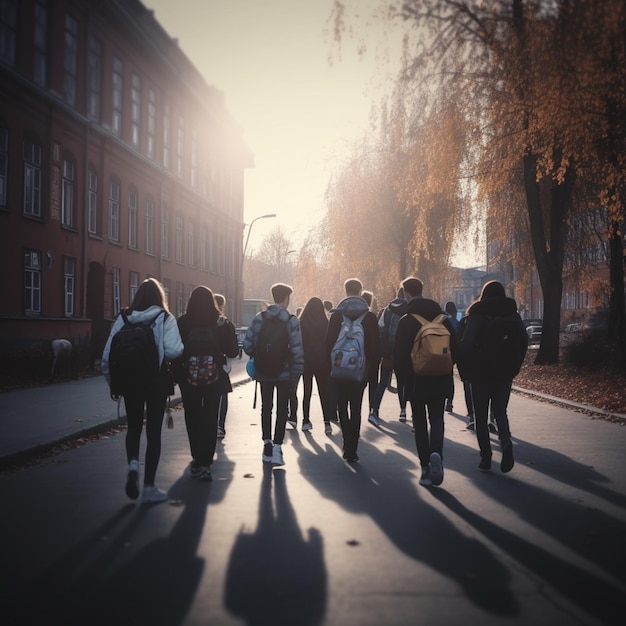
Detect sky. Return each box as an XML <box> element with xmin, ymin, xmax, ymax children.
<box><xmin>143</xmin><ymin>0</ymin><xmax>396</xmax><ymax>254</ymax></box>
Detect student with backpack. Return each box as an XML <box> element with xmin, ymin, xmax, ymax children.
<box><xmin>371</xmin><ymin>286</ymin><xmax>408</xmax><ymax>422</ymax></box>
<box><xmin>176</xmin><ymin>286</ymin><xmax>239</xmax><ymax>481</ymax></box>
<box><xmin>214</xmin><ymin>293</ymin><xmax>234</xmax><ymax>440</ymax></box>
<box><xmin>458</xmin><ymin>280</ymin><xmax>528</xmax><ymax>473</ymax></box>
<box><xmin>393</xmin><ymin>277</ymin><xmax>458</xmax><ymax>487</ymax></box>
<box><xmin>325</xmin><ymin>278</ymin><xmax>381</xmax><ymax>463</ymax></box>
<box><xmin>243</xmin><ymin>283</ymin><xmax>304</xmax><ymax>466</ymax></box>
<box><xmin>102</xmin><ymin>278</ymin><xmax>183</xmax><ymax>504</ymax></box>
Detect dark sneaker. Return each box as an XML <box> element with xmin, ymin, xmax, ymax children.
<box><xmin>429</xmin><ymin>452</ymin><xmax>444</xmax><ymax>486</ymax></box>
<box><xmin>500</xmin><ymin>441</ymin><xmax>514</xmax><ymax>473</ymax></box>
<box><xmin>419</xmin><ymin>466</ymin><xmax>432</xmax><ymax>486</ymax></box>
<box><xmin>199</xmin><ymin>466</ymin><xmax>212</xmax><ymax>481</ymax></box>
<box><xmin>324</xmin><ymin>421</ymin><xmax>332</xmax><ymax>435</ymax></box>
<box><xmin>189</xmin><ymin>460</ymin><xmax>202</xmax><ymax>477</ymax></box>
<box><xmin>262</xmin><ymin>440</ymin><xmax>273</xmax><ymax>463</ymax></box>
<box><xmin>125</xmin><ymin>460</ymin><xmax>140</xmax><ymax>500</ymax></box>
<box><xmin>399</xmin><ymin>410</ymin><xmax>407</xmax><ymax>423</ymax></box>
<box><xmin>445</xmin><ymin>402</ymin><xmax>453</xmax><ymax>412</ymax></box>
<box><xmin>478</xmin><ymin>457</ymin><xmax>492</xmax><ymax>471</ymax></box>
<box><xmin>302</xmin><ymin>421</ymin><xmax>313</xmax><ymax>431</ymax></box>
<box><xmin>488</xmin><ymin>422</ymin><xmax>498</xmax><ymax>434</ymax></box>
<box><xmin>466</xmin><ymin>421</ymin><xmax>475</xmax><ymax>431</ymax></box>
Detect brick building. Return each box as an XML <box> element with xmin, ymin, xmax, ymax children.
<box><xmin>0</xmin><ymin>0</ymin><xmax>252</xmax><ymax>364</ymax></box>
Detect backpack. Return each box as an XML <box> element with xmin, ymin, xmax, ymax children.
<box><xmin>109</xmin><ymin>310</ymin><xmax>163</xmax><ymax>396</ymax></box>
<box><xmin>254</xmin><ymin>312</ymin><xmax>291</xmax><ymax>378</ymax></box>
<box><xmin>330</xmin><ymin>312</ymin><xmax>367</xmax><ymax>382</ymax></box>
<box><xmin>410</xmin><ymin>313</ymin><xmax>453</xmax><ymax>376</ymax></box>
<box><xmin>477</xmin><ymin>315</ymin><xmax>525</xmax><ymax>378</ymax></box>
<box><xmin>184</xmin><ymin>327</ymin><xmax>220</xmax><ymax>386</ymax></box>
<box><xmin>379</xmin><ymin>306</ymin><xmax>402</xmax><ymax>357</ymax></box>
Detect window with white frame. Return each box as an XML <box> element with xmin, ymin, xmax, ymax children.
<box><xmin>128</xmin><ymin>188</ymin><xmax>137</xmax><ymax>249</ymax></box>
<box><xmin>177</xmin><ymin>116</ymin><xmax>184</xmax><ymax>178</ymax></box>
<box><xmin>112</xmin><ymin>57</ymin><xmax>123</xmax><ymax>135</ymax></box>
<box><xmin>131</xmin><ymin>73</ymin><xmax>140</xmax><ymax>148</ymax></box>
<box><xmin>145</xmin><ymin>198</ymin><xmax>154</xmax><ymax>254</ymax></box>
<box><xmin>24</xmin><ymin>249</ymin><xmax>42</xmax><ymax>314</ymax></box>
<box><xmin>23</xmin><ymin>140</ymin><xmax>42</xmax><ymax>218</ymax></box>
<box><xmin>88</xmin><ymin>170</ymin><xmax>97</xmax><ymax>234</ymax></box>
<box><xmin>0</xmin><ymin>127</ymin><xmax>7</xmax><ymax>208</ymax></box>
<box><xmin>161</xmin><ymin>206</ymin><xmax>169</xmax><ymax>259</ymax></box>
<box><xmin>87</xmin><ymin>36</ymin><xmax>101</xmax><ymax>121</ymax></box>
<box><xmin>188</xmin><ymin>222</ymin><xmax>195</xmax><ymax>266</ymax></box>
<box><xmin>0</xmin><ymin>0</ymin><xmax>17</xmax><ymax>66</ymax></box>
<box><xmin>163</xmin><ymin>104</ymin><xmax>170</xmax><ymax>169</ymax></box>
<box><xmin>112</xmin><ymin>267</ymin><xmax>121</xmax><ymax>316</ymax></box>
<box><xmin>33</xmin><ymin>0</ymin><xmax>48</xmax><ymax>86</ymax></box>
<box><xmin>147</xmin><ymin>89</ymin><xmax>156</xmax><ymax>159</ymax></box>
<box><xmin>129</xmin><ymin>271</ymin><xmax>139</xmax><ymax>304</ymax></box>
<box><xmin>175</xmin><ymin>214</ymin><xmax>184</xmax><ymax>263</ymax></box>
<box><xmin>61</xmin><ymin>158</ymin><xmax>74</xmax><ymax>228</ymax></box>
<box><xmin>63</xmin><ymin>257</ymin><xmax>75</xmax><ymax>317</ymax></box>
<box><xmin>109</xmin><ymin>180</ymin><xmax>120</xmax><ymax>242</ymax></box>
<box><xmin>63</xmin><ymin>14</ymin><xmax>78</xmax><ymax>107</ymax></box>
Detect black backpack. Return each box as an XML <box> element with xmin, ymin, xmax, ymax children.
<box><xmin>109</xmin><ymin>310</ymin><xmax>163</xmax><ymax>396</ymax></box>
<box><xmin>477</xmin><ymin>315</ymin><xmax>525</xmax><ymax>379</ymax></box>
<box><xmin>184</xmin><ymin>327</ymin><xmax>220</xmax><ymax>386</ymax></box>
<box><xmin>254</xmin><ymin>312</ymin><xmax>291</xmax><ymax>378</ymax></box>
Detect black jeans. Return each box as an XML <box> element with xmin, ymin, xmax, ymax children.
<box><xmin>371</xmin><ymin>363</ymin><xmax>406</xmax><ymax>413</ymax></box>
<box><xmin>260</xmin><ymin>380</ymin><xmax>291</xmax><ymax>444</ymax></box>
<box><xmin>181</xmin><ymin>383</ymin><xmax>221</xmax><ymax>467</ymax></box>
<box><xmin>470</xmin><ymin>378</ymin><xmax>513</xmax><ymax>459</ymax></box>
<box><xmin>334</xmin><ymin>379</ymin><xmax>366</xmax><ymax>458</ymax></box>
<box><xmin>409</xmin><ymin>395</ymin><xmax>445</xmax><ymax>467</ymax></box>
<box><xmin>123</xmin><ymin>388</ymin><xmax>167</xmax><ymax>486</ymax></box>
<box><xmin>302</xmin><ymin>367</ymin><xmax>333</xmax><ymax>422</ymax></box>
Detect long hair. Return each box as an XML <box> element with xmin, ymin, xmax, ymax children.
<box><xmin>186</xmin><ymin>285</ymin><xmax>220</xmax><ymax>327</ymax></box>
<box><xmin>299</xmin><ymin>296</ymin><xmax>328</xmax><ymax>326</ymax></box>
<box><xmin>129</xmin><ymin>278</ymin><xmax>168</xmax><ymax>313</ymax></box>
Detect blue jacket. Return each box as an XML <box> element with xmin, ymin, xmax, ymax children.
<box><xmin>243</xmin><ymin>304</ymin><xmax>304</xmax><ymax>382</ymax></box>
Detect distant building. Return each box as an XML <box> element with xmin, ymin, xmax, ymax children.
<box><xmin>0</xmin><ymin>0</ymin><xmax>252</xmax><ymax>362</ymax></box>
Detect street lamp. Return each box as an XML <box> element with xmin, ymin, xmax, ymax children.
<box><xmin>238</xmin><ymin>213</ymin><xmax>276</xmax><ymax>323</ymax></box>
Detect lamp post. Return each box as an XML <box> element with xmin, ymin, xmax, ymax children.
<box><xmin>238</xmin><ymin>213</ymin><xmax>276</xmax><ymax>324</ymax></box>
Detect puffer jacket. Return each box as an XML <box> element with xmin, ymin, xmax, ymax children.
<box><xmin>243</xmin><ymin>304</ymin><xmax>304</xmax><ymax>383</ymax></box>
<box><xmin>101</xmin><ymin>305</ymin><xmax>184</xmax><ymax>387</ymax></box>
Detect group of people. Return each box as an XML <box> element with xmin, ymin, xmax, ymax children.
<box><xmin>101</xmin><ymin>271</ymin><xmax>528</xmax><ymax>505</ymax></box>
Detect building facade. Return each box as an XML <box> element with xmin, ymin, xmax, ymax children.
<box><xmin>0</xmin><ymin>0</ymin><xmax>252</xmax><ymax>362</ymax></box>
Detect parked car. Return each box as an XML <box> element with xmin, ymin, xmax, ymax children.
<box><xmin>526</xmin><ymin>325</ymin><xmax>542</xmax><ymax>343</ymax></box>
<box><xmin>235</xmin><ymin>326</ymin><xmax>247</xmax><ymax>359</ymax></box>
<box><xmin>564</xmin><ymin>323</ymin><xmax>581</xmax><ymax>333</ymax></box>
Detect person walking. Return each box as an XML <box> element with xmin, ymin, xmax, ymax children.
<box><xmin>326</xmin><ymin>278</ymin><xmax>380</xmax><ymax>462</ymax></box>
<box><xmin>458</xmin><ymin>280</ymin><xmax>528</xmax><ymax>473</ymax></box>
<box><xmin>299</xmin><ymin>296</ymin><xmax>334</xmax><ymax>435</ymax></box>
<box><xmin>214</xmin><ymin>293</ymin><xmax>235</xmax><ymax>440</ymax></box>
<box><xmin>444</xmin><ymin>301</ymin><xmax>460</xmax><ymax>413</ymax></box>
<box><xmin>393</xmin><ymin>277</ymin><xmax>458</xmax><ymax>487</ymax></box>
<box><xmin>176</xmin><ymin>287</ymin><xmax>239</xmax><ymax>481</ymax></box>
<box><xmin>243</xmin><ymin>283</ymin><xmax>304</xmax><ymax>466</ymax></box>
<box><xmin>371</xmin><ymin>287</ymin><xmax>408</xmax><ymax>422</ymax></box>
<box><xmin>362</xmin><ymin>289</ymin><xmax>381</xmax><ymax>426</ymax></box>
<box><xmin>102</xmin><ymin>278</ymin><xmax>183</xmax><ymax>504</ymax></box>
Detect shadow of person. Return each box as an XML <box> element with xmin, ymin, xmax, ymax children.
<box><xmin>224</xmin><ymin>464</ymin><xmax>327</xmax><ymax>626</ymax></box>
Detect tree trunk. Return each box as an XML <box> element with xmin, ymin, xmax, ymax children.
<box><xmin>608</xmin><ymin>220</ymin><xmax>626</xmax><ymax>365</ymax></box>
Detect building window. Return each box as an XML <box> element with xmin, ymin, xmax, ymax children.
<box><xmin>24</xmin><ymin>249</ymin><xmax>42</xmax><ymax>315</ymax></box>
<box><xmin>188</xmin><ymin>222</ymin><xmax>195</xmax><ymax>266</ymax></box>
<box><xmin>0</xmin><ymin>0</ymin><xmax>17</xmax><ymax>66</ymax></box>
<box><xmin>131</xmin><ymin>73</ymin><xmax>140</xmax><ymax>148</ymax></box>
<box><xmin>87</xmin><ymin>36</ymin><xmax>101</xmax><ymax>121</ymax></box>
<box><xmin>163</xmin><ymin>104</ymin><xmax>170</xmax><ymax>169</ymax></box>
<box><xmin>177</xmin><ymin>116</ymin><xmax>184</xmax><ymax>178</ymax></box>
<box><xmin>33</xmin><ymin>0</ymin><xmax>48</xmax><ymax>86</ymax></box>
<box><xmin>112</xmin><ymin>267</ymin><xmax>121</xmax><ymax>316</ymax></box>
<box><xmin>129</xmin><ymin>271</ymin><xmax>139</xmax><ymax>304</ymax></box>
<box><xmin>23</xmin><ymin>140</ymin><xmax>42</xmax><ymax>218</ymax></box>
<box><xmin>175</xmin><ymin>214</ymin><xmax>184</xmax><ymax>263</ymax></box>
<box><xmin>61</xmin><ymin>158</ymin><xmax>75</xmax><ymax>228</ymax></box>
<box><xmin>128</xmin><ymin>188</ymin><xmax>137</xmax><ymax>249</ymax></box>
<box><xmin>63</xmin><ymin>14</ymin><xmax>78</xmax><ymax>107</ymax></box>
<box><xmin>191</xmin><ymin>130</ymin><xmax>197</xmax><ymax>188</ymax></box>
<box><xmin>145</xmin><ymin>197</ymin><xmax>154</xmax><ymax>254</ymax></box>
<box><xmin>112</xmin><ymin>57</ymin><xmax>123</xmax><ymax>136</ymax></box>
<box><xmin>63</xmin><ymin>257</ymin><xmax>75</xmax><ymax>317</ymax></box>
<box><xmin>0</xmin><ymin>127</ymin><xmax>7</xmax><ymax>208</ymax></box>
<box><xmin>176</xmin><ymin>281</ymin><xmax>184</xmax><ymax>318</ymax></box>
<box><xmin>199</xmin><ymin>227</ymin><xmax>207</xmax><ymax>270</ymax></box>
<box><xmin>147</xmin><ymin>89</ymin><xmax>156</xmax><ymax>159</ymax></box>
<box><xmin>161</xmin><ymin>205</ymin><xmax>169</xmax><ymax>259</ymax></box>
<box><xmin>88</xmin><ymin>170</ymin><xmax>97</xmax><ymax>234</ymax></box>
<box><xmin>109</xmin><ymin>180</ymin><xmax>120</xmax><ymax>242</ymax></box>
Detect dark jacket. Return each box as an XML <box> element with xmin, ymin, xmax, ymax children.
<box><xmin>300</xmin><ymin>311</ymin><xmax>329</xmax><ymax>373</ymax></box>
<box><xmin>325</xmin><ymin>296</ymin><xmax>381</xmax><ymax>379</ymax></box>
<box><xmin>457</xmin><ymin>296</ymin><xmax>528</xmax><ymax>382</ymax></box>
<box><xmin>176</xmin><ymin>312</ymin><xmax>240</xmax><ymax>393</ymax></box>
<box><xmin>378</xmin><ymin>297</ymin><xmax>408</xmax><ymax>360</ymax></box>
<box><xmin>393</xmin><ymin>297</ymin><xmax>458</xmax><ymax>400</ymax></box>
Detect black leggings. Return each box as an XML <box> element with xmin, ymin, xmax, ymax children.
<box><xmin>124</xmin><ymin>389</ymin><xmax>167</xmax><ymax>486</ymax></box>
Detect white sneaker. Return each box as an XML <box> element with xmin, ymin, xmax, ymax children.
<box><xmin>271</xmin><ymin>443</ymin><xmax>285</xmax><ymax>466</ymax></box>
<box><xmin>368</xmin><ymin>411</ymin><xmax>380</xmax><ymax>427</ymax></box>
<box><xmin>262</xmin><ymin>439</ymin><xmax>273</xmax><ymax>463</ymax></box>
<box><xmin>302</xmin><ymin>421</ymin><xmax>313</xmax><ymax>431</ymax></box>
<box><xmin>141</xmin><ymin>485</ymin><xmax>168</xmax><ymax>504</ymax></box>
<box><xmin>287</xmin><ymin>419</ymin><xmax>297</xmax><ymax>429</ymax></box>
<box><xmin>429</xmin><ymin>452</ymin><xmax>444</xmax><ymax>486</ymax></box>
<box><xmin>324</xmin><ymin>421</ymin><xmax>332</xmax><ymax>435</ymax></box>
